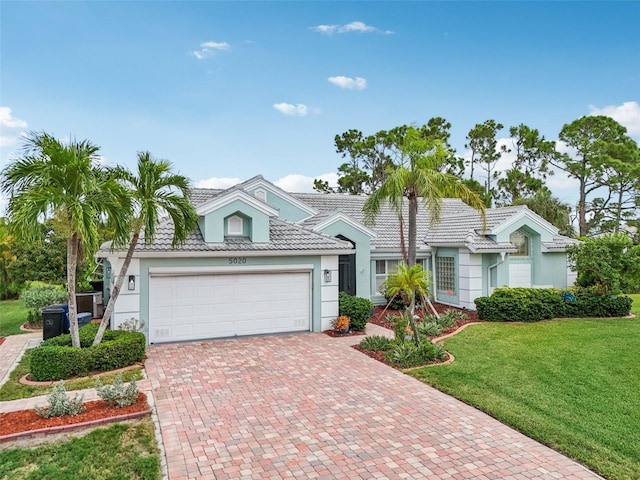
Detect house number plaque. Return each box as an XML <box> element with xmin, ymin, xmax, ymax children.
<box><xmin>228</xmin><ymin>257</ymin><xmax>247</xmax><ymax>264</ymax></box>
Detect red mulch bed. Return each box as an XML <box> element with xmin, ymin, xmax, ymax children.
<box><xmin>0</xmin><ymin>337</ymin><xmax>5</xmax><ymax>346</ymax></box>
<box><xmin>369</xmin><ymin>302</ymin><xmax>479</xmax><ymax>335</ymax></box>
<box><xmin>0</xmin><ymin>393</ymin><xmax>149</xmax><ymax>437</ymax></box>
<box><xmin>322</xmin><ymin>329</ymin><xmax>366</xmax><ymax>338</ymax></box>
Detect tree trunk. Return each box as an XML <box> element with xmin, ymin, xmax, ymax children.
<box><xmin>398</xmin><ymin>213</ymin><xmax>408</xmax><ymax>264</ymax></box>
<box><xmin>67</xmin><ymin>234</ymin><xmax>80</xmax><ymax>348</ymax></box>
<box><xmin>408</xmin><ymin>193</ymin><xmax>418</xmax><ymax>266</ymax></box>
<box><xmin>578</xmin><ymin>177</ymin><xmax>587</xmax><ymax>237</ymax></box>
<box><xmin>92</xmin><ymin>229</ymin><xmax>141</xmax><ymax>346</ymax></box>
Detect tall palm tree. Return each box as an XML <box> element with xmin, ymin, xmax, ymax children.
<box><xmin>1</xmin><ymin>132</ymin><xmax>131</xmax><ymax>348</ymax></box>
<box><xmin>92</xmin><ymin>151</ymin><xmax>198</xmax><ymax>345</ymax></box>
<box><xmin>364</xmin><ymin>127</ymin><xmax>486</xmax><ymax>267</ymax></box>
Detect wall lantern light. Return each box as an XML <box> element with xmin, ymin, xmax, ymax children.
<box><xmin>128</xmin><ymin>275</ymin><xmax>135</xmax><ymax>291</ymax></box>
<box><xmin>323</xmin><ymin>269</ymin><xmax>332</xmax><ymax>283</ymax></box>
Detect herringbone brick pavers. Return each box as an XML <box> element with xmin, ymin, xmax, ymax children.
<box><xmin>145</xmin><ymin>332</ymin><xmax>602</xmax><ymax>480</ymax></box>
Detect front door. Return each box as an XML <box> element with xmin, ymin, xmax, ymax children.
<box><xmin>339</xmin><ymin>254</ymin><xmax>356</xmax><ymax>296</ymax></box>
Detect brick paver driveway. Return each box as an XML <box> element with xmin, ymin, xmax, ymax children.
<box><xmin>145</xmin><ymin>333</ymin><xmax>601</xmax><ymax>480</ymax></box>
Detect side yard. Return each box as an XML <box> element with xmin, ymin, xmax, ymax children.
<box><xmin>0</xmin><ymin>300</ymin><xmax>30</xmax><ymax>337</ymax></box>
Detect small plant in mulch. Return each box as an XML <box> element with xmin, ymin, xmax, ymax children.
<box><xmin>95</xmin><ymin>372</ymin><xmax>140</xmax><ymax>408</ymax></box>
<box><xmin>332</xmin><ymin>315</ymin><xmax>350</xmax><ymax>333</ymax></box>
<box><xmin>34</xmin><ymin>382</ymin><xmax>86</xmax><ymax>418</ymax></box>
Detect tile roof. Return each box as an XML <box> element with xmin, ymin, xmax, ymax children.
<box><xmin>113</xmin><ymin>182</ymin><xmax>576</xmax><ymax>256</ymax></box>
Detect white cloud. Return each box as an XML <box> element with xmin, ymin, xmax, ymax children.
<box><xmin>588</xmin><ymin>101</ymin><xmax>640</xmax><ymax>136</ymax></box>
<box><xmin>274</xmin><ymin>173</ymin><xmax>339</xmax><ymax>193</ymax></box>
<box><xmin>192</xmin><ymin>41</ymin><xmax>230</xmax><ymax>60</ymax></box>
<box><xmin>0</xmin><ymin>107</ymin><xmax>28</xmax><ymax>148</ymax></box>
<box><xmin>328</xmin><ymin>76</ymin><xmax>367</xmax><ymax>90</ymax></box>
<box><xmin>0</xmin><ymin>107</ymin><xmax>28</xmax><ymax>128</ymax></box>
<box><xmin>273</xmin><ymin>103</ymin><xmax>308</xmax><ymax>117</ymax></box>
<box><xmin>196</xmin><ymin>177</ymin><xmax>242</xmax><ymax>189</ymax></box>
<box><xmin>310</xmin><ymin>21</ymin><xmax>393</xmax><ymax>35</ymax></box>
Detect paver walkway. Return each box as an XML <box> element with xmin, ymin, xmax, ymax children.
<box><xmin>145</xmin><ymin>330</ymin><xmax>603</xmax><ymax>480</ymax></box>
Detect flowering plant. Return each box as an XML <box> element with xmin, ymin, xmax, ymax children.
<box><xmin>332</xmin><ymin>315</ymin><xmax>350</xmax><ymax>331</ymax></box>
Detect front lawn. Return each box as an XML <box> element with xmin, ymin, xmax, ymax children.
<box><xmin>0</xmin><ymin>299</ymin><xmax>30</xmax><ymax>337</ymax></box>
<box><xmin>410</xmin><ymin>318</ymin><xmax>640</xmax><ymax>480</ymax></box>
<box><xmin>0</xmin><ymin>418</ymin><xmax>160</xmax><ymax>479</ymax></box>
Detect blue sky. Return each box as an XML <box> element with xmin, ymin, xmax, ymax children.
<box><xmin>1</xmin><ymin>1</ymin><xmax>639</xmax><ymax>211</ymax></box>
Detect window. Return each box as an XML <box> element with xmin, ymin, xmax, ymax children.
<box><xmin>436</xmin><ymin>256</ymin><xmax>455</xmax><ymax>294</ymax></box>
<box><xmin>375</xmin><ymin>259</ymin><xmax>424</xmax><ymax>294</ymax></box>
<box><xmin>227</xmin><ymin>215</ymin><xmax>243</xmax><ymax>235</ymax></box>
<box><xmin>509</xmin><ymin>230</ymin><xmax>530</xmax><ymax>256</ymax></box>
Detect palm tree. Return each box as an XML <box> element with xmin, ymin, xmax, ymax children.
<box><xmin>92</xmin><ymin>151</ymin><xmax>198</xmax><ymax>345</ymax></box>
<box><xmin>1</xmin><ymin>132</ymin><xmax>131</xmax><ymax>348</ymax></box>
<box><xmin>364</xmin><ymin>127</ymin><xmax>486</xmax><ymax>267</ymax></box>
<box><xmin>382</xmin><ymin>263</ymin><xmax>430</xmax><ymax>345</ymax></box>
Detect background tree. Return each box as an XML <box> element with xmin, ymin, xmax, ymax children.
<box><xmin>496</xmin><ymin>124</ymin><xmax>558</xmax><ymax>204</ymax></box>
<box><xmin>0</xmin><ymin>218</ymin><xmax>17</xmax><ymax>299</ymax></box>
<box><xmin>1</xmin><ymin>132</ymin><xmax>131</xmax><ymax>348</ymax></box>
<box><xmin>512</xmin><ymin>189</ymin><xmax>574</xmax><ymax>237</ymax></box>
<box><xmin>566</xmin><ymin>233</ymin><xmax>640</xmax><ymax>294</ymax></box>
<box><xmin>555</xmin><ymin>115</ymin><xmax>633</xmax><ymax>237</ymax></box>
<box><xmin>465</xmin><ymin>119</ymin><xmax>508</xmax><ymax>200</ymax></box>
<box><xmin>364</xmin><ymin>127</ymin><xmax>486</xmax><ymax>266</ymax></box>
<box><xmin>93</xmin><ymin>151</ymin><xmax>198</xmax><ymax>345</ymax></box>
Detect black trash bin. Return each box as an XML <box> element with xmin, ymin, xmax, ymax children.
<box><xmin>42</xmin><ymin>305</ymin><xmax>68</xmax><ymax>340</ymax></box>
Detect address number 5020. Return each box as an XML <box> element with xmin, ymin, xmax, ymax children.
<box><xmin>228</xmin><ymin>257</ymin><xmax>247</xmax><ymax>264</ymax></box>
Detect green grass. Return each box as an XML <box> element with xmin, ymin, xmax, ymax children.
<box><xmin>627</xmin><ymin>293</ymin><xmax>639</xmax><ymax>315</ymax></box>
<box><xmin>0</xmin><ymin>300</ymin><xmax>30</xmax><ymax>337</ymax></box>
<box><xmin>0</xmin><ymin>418</ymin><xmax>160</xmax><ymax>480</ymax></box>
<box><xmin>410</xmin><ymin>318</ymin><xmax>640</xmax><ymax>480</ymax></box>
<box><xmin>0</xmin><ymin>348</ymin><xmax>143</xmax><ymax>401</ymax></box>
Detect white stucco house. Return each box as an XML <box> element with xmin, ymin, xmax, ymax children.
<box><xmin>98</xmin><ymin>175</ymin><xmax>578</xmax><ymax>344</ymax></box>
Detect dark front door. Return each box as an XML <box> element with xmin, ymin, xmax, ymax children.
<box><xmin>339</xmin><ymin>254</ymin><xmax>356</xmax><ymax>296</ymax></box>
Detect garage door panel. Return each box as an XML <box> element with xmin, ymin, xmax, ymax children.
<box><xmin>149</xmin><ymin>272</ymin><xmax>310</xmax><ymax>343</ymax></box>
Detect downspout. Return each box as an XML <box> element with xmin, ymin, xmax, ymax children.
<box><xmin>487</xmin><ymin>251</ymin><xmax>506</xmax><ymax>295</ymax></box>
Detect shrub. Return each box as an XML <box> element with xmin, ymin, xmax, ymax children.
<box><xmin>339</xmin><ymin>292</ymin><xmax>373</xmax><ymax>331</ymax></box>
<box><xmin>359</xmin><ymin>335</ymin><xmax>392</xmax><ymax>351</ymax></box>
<box><xmin>417</xmin><ymin>321</ymin><xmax>443</xmax><ymax>337</ymax></box>
<box><xmin>389</xmin><ymin>313</ymin><xmax>409</xmax><ymax>342</ymax></box>
<box><xmin>30</xmin><ymin>346</ymin><xmax>90</xmax><ymax>381</ymax></box>
<box><xmin>437</xmin><ymin>309</ymin><xmax>468</xmax><ymax>327</ymax></box>
<box><xmin>331</xmin><ymin>315</ymin><xmax>350</xmax><ymax>331</ymax></box>
<box><xmin>384</xmin><ymin>340</ymin><xmax>445</xmax><ymax>368</ymax></box>
<box><xmin>475</xmin><ymin>287</ymin><xmax>632</xmax><ymax>321</ymax></box>
<box><xmin>34</xmin><ymin>382</ymin><xmax>85</xmax><ymax>418</ymax></box>
<box><xmin>22</xmin><ymin>283</ymin><xmax>67</xmax><ymax>323</ymax></box>
<box><xmin>32</xmin><ymin>324</ymin><xmax>146</xmax><ymax>381</ymax></box>
<box><xmin>95</xmin><ymin>372</ymin><xmax>140</xmax><ymax>408</ymax></box>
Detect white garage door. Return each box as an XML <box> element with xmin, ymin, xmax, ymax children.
<box><xmin>149</xmin><ymin>271</ymin><xmax>310</xmax><ymax>343</ymax></box>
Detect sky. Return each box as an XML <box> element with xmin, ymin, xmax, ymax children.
<box><xmin>1</xmin><ymin>1</ymin><xmax>639</xmax><ymax>215</ymax></box>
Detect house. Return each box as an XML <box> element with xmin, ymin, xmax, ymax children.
<box><xmin>98</xmin><ymin>175</ymin><xmax>578</xmax><ymax>344</ymax></box>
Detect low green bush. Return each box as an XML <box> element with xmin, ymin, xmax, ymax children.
<box><xmin>34</xmin><ymin>382</ymin><xmax>85</xmax><ymax>418</ymax></box>
<box><xmin>339</xmin><ymin>292</ymin><xmax>373</xmax><ymax>331</ymax></box>
<box><xmin>475</xmin><ymin>287</ymin><xmax>632</xmax><ymax>322</ymax></box>
<box><xmin>359</xmin><ymin>335</ymin><xmax>392</xmax><ymax>351</ymax></box>
<box><xmin>31</xmin><ymin>324</ymin><xmax>146</xmax><ymax>381</ymax></box>
<box><xmin>22</xmin><ymin>284</ymin><xmax>68</xmax><ymax>325</ymax></box>
<box><xmin>417</xmin><ymin>321</ymin><xmax>443</xmax><ymax>337</ymax></box>
<box><xmin>30</xmin><ymin>346</ymin><xmax>90</xmax><ymax>381</ymax></box>
<box><xmin>384</xmin><ymin>293</ymin><xmax>405</xmax><ymax>310</ymax></box>
<box><xmin>95</xmin><ymin>373</ymin><xmax>139</xmax><ymax>408</ymax></box>
<box><xmin>384</xmin><ymin>340</ymin><xmax>446</xmax><ymax>368</ymax></box>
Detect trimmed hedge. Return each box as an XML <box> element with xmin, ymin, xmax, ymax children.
<box><xmin>475</xmin><ymin>287</ymin><xmax>632</xmax><ymax>322</ymax></box>
<box><xmin>339</xmin><ymin>292</ymin><xmax>373</xmax><ymax>331</ymax></box>
<box><xmin>30</xmin><ymin>324</ymin><xmax>146</xmax><ymax>381</ymax></box>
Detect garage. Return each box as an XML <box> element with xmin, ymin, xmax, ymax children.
<box><xmin>148</xmin><ymin>270</ymin><xmax>311</xmax><ymax>343</ymax></box>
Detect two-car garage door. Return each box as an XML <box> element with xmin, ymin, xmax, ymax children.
<box><xmin>149</xmin><ymin>271</ymin><xmax>311</xmax><ymax>343</ymax></box>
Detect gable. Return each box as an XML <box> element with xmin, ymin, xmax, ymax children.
<box><xmin>199</xmin><ymin>198</ymin><xmax>271</xmax><ymax>243</ymax></box>
<box><xmin>243</xmin><ymin>177</ymin><xmax>317</xmax><ymax>222</ymax></box>
<box><xmin>491</xmin><ymin>210</ymin><xmax>558</xmax><ymax>243</ymax></box>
